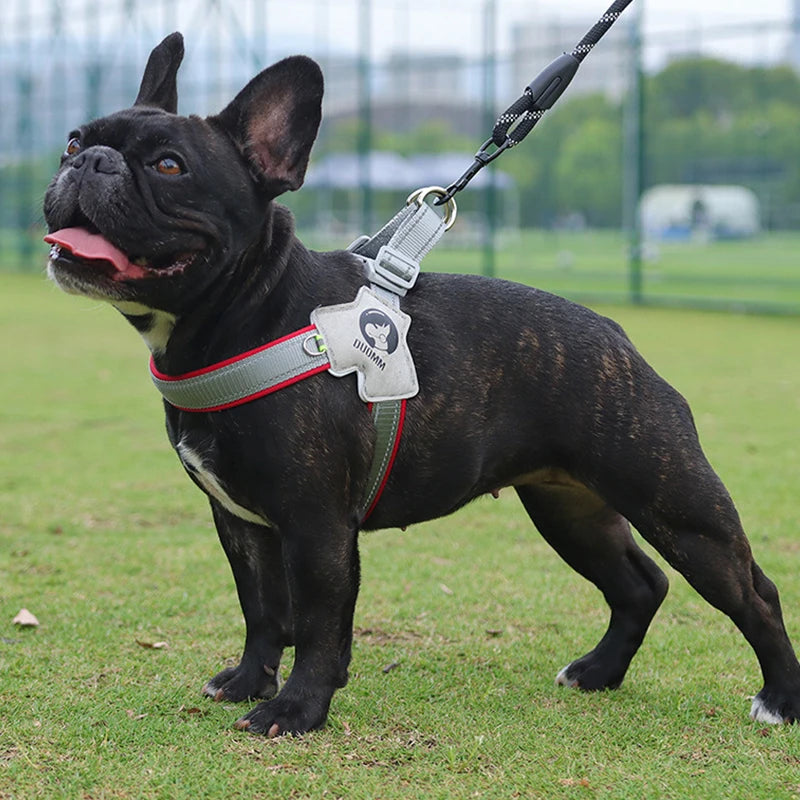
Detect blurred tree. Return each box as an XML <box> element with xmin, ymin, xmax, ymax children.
<box><xmin>643</xmin><ymin>59</ymin><xmax>800</xmax><ymax>228</ymax></box>
<box><xmin>647</xmin><ymin>57</ymin><xmax>749</xmax><ymax>120</ymax></box>
<box><xmin>513</xmin><ymin>93</ymin><xmax>622</xmax><ymax>227</ymax></box>
<box><xmin>554</xmin><ymin>117</ymin><xmax>623</xmax><ymax>227</ymax></box>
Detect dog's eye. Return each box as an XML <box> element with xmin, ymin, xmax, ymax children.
<box><xmin>155</xmin><ymin>157</ymin><xmax>183</xmax><ymax>176</ymax></box>
<box><xmin>64</xmin><ymin>137</ymin><xmax>81</xmax><ymax>157</ymax></box>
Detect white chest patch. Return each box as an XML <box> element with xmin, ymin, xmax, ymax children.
<box><xmin>176</xmin><ymin>440</ymin><xmax>269</xmax><ymax>527</ymax></box>
<box><xmin>112</xmin><ymin>301</ymin><xmax>177</xmax><ymax>355</ymax></box>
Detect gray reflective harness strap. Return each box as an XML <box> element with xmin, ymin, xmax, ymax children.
<box><xmin>149</xmin><ymin>325</ymin><xmax>329</xmax><ymax>412</ymax></box>
<box><xmin>348</xmin><ymin>198</ymin><xmax>447</xmax><ymax>300</ymax></box>
<box><xmin>359</xmin><ymin>398</ymin><xmax>406</xmax><ymax>521</ymax></box>
<box><xmin>346</xmin><ymin>198</ymin><xmax>447</xmax><ymax>520</ymax></box>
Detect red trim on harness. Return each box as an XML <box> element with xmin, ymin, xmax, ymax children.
<box><xmin>148</xmin><ymin>324</ymin><xmax>331</xmax><ymax>412</ymax></box>
<box><xmin>361</xmin><ymin>398</ymin><xmax>407</xmax><ymax>523</ymax></box>
<box><xmin>149</xmin><ymin>324</ymin><xmax>319</xmax><ymax>382</ymax></box>
<box><xmin>157</xmin><ymin>363</ymin><xmax>331</xmax><ymax>413</ymax></box>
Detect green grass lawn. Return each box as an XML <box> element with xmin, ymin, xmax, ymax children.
<box><xmin>2</xmin><ymin>271</ymin><xmax>800</xmax><ymax>799</ymax></box>
<box><xmin>299</xmin><ymin>226</ymin><xmax>800</xmax><ymax>313</ymax></box>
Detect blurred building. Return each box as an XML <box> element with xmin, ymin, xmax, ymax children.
<box><xmin>640</xmin><ymin>184</ymin><xmax>761</xmax><ymax>241</ymax></box>
<box><xmin>510</xmin><ymin>10</ymin><xmax>633</xmax><ymax>100</ymax></box>
<box><xmin>790</xmin><ymin>0</ymin><xmax>800</xmax><ymax>70</ymax></box>
<box><xmin>320</xmin><ymin>50</ymin><xmax>485</xmax><ymax>137</ymax></box>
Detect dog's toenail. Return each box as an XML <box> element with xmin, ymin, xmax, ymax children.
<box><xmin>214</xmin><ymin>689</ymin><xmax>226</xmax><ymax>702</ymax></box>
<box><xmin>234</xmin><ymin>718</ymin><xmax>251</xmax><ymax>731</ymax></box>
<box><xmin>267</xmin><ymin>723</ymin><xmax>280</xmax><ymax>738</ymax></box>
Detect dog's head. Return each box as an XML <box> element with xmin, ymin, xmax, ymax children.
<box><xmin>44</xmin><ymin>32</ymin><xmax>323</xmax><ymax>315</ymax></box>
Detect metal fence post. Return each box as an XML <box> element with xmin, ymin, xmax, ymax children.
<box><xmin>358</xmin><ymin>0</ymin><xmax>372</xmax><ymax>235</ymax></box>
<box><xmin>482</xmin><ymin>0</ymin><xmax>497</xmax><ymax>279</ymax></box>
<box><xmin>623</xmin><ymin>2</ymin><xmax>644</xmax><ymax>304</ymax></box>
<box><xmin>16</xmin><ymin>73</ymin><xmax>35</xmax><ymax>266</ymax></box>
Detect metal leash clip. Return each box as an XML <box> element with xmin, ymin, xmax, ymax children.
<box><xmin>435</xmin><ymin>139</ymin><xmax>512</xmax><ymax>206</ymax></box>
<box><xmin>406</xmin><ymin>185</ymin><xmax>458</xmax><ymax>230</ymax></box>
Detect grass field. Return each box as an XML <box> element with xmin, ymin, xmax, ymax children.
<box><xmin>302</xmin><ymin>226</ymin><xmax>800</xmax><ymax>313</ymax></box>
<box><xmin>2</xmin><ymin>271</ymin><xmax>800</xmax><ymax>799</ymax></box>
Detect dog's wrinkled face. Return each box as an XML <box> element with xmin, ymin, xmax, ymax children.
<box><xmin>44</xmin><ymin>32</ymin><xmax>323</xmax><ymax>315</ymax></box>
<box><xmin>44</xmin><ymin>109</ymin><xmax>248</xmax><ymax>306</ymax></box>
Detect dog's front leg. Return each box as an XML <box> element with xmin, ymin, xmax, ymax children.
<box><xmin>203</xmin><ymin>502</ymin><xmax>293</xmax><ymax>703</ymax></box>
<box><xmin>233</xmin><ymin>515</ymin><xmax>360</xmax><ymax>737</ymax></box>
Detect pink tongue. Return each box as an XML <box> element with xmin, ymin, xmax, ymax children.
<box><xmin>45</xmin><ymin>227</ymin><xmax>143</xmax><ymax>277</ymax></box>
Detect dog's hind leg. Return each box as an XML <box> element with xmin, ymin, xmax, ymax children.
<box><xmin>516</xmin><ymin>476</ymin><xmax>669</xmax><ymax>691</ymax></box>
<box><xmin>202</xmin><ymin>502</ymin><xmax>292</xmax><ymax>703</ymax></box>
<box><xmin>618</xmin><ymin>468</ymin><xmax>800</xmax><ymax>724</ymax></box>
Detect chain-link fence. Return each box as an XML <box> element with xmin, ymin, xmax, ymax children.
<box><xmin>2</xmin><ymin>0</ymin><xmax>799</xmax><ymax>312</ymax></box>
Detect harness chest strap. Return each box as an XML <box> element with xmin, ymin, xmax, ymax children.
<box><xmin>149</xmin><ymin>329</ymin><xmax>405</xmax><ymax>524</ymax></box>
<box><xmin>148</xmin><ymin>325</ymin><xmax>329</xmax><ymax>413</ymax></box>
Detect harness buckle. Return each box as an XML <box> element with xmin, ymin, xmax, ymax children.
<box><xmin>367</xmin><ymin>245</ymin><xmax>420</xmax><ymax>296</ymax></box>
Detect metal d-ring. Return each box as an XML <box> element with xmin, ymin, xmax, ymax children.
<box><xmin>406</xmin><ymin>185</ymin><xmax>458</xmax><ymax>230</ymax></box>
<box><xmin>302</xmin><ymin>332</ymin><xmax>327</xmax><ymax>357</ymax></box>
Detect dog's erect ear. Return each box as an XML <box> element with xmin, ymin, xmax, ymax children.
<box><xmin>134</xmin><ymin>32</ymin><xmax>185</xmax><ymax>113</ymax></box>
<box><xmin>212</xmin><ymin>56</ymin><xmax>323</xmax><ymax>196</ymax></box>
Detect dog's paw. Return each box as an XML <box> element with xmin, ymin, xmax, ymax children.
<box><xmin>554</xmin><ymin>655</ymin><xmax>625</xmax><ymax>691</ymax></box>
<box><xmin>555</xmin><ymin>664</ymin><xmax>580</xmax><ymax>688</ymax></box>
<box><xmin>750</xmin><ymin>688</ymin><xmax>799</xmax><ymax>724</ymax></box>
<box><xmin>233</xmin><ymin>692</ymin><xmax>331</xmax><ymax>737</ymax></box>
<box><xmin>202</xmin><ymin>662</ymin><xmax>280</xmax><ymax>703</ymax></box>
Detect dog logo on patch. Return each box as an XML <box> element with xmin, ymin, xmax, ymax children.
<box><xmin>359</xmin><ymin>309</ymin><xmax>399</xmax><ymax>355</ymax></box>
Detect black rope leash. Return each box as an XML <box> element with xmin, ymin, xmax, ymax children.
<box><xmin>436</xmin><ymin>0</ymin><xmax>636</xmax><ymax>205</ymax></box>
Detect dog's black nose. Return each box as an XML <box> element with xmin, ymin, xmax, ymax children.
<box><xmin>72</xmin><ymin>146</ymin><xmax>120</xmax><ymax>175</ymax></box>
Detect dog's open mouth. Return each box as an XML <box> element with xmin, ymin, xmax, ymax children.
<box><xmin>45</xmin><ymin>227</ymin><xmax>196</xmax><ymax>281</ymax></box>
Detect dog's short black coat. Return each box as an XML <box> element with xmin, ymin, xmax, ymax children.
<box><xmin>44</xmin><ymin>33</ymin><xmax>800</xmax><ymax>736</ymax></box>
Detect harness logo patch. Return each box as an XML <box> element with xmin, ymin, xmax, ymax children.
<box><xmin>310</xmin><ymin>286</ymin><xmax>418</xmax><ymax>402</ymax></box>
<box><xmin>358</xmin><ymin>308</ymin><xmax>399</xmax><ymax>357</ymax></box>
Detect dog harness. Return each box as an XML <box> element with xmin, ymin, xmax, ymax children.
<box><xmin>149</xmin><ymin>189</ymin><xmax>456</xmax><ymax>523</ymax></box>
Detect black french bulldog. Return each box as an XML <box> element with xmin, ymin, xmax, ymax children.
<box><xmin>44</xmin><ymin>32</ymin><xmax>800</xmax><ymax>736</ymax></box>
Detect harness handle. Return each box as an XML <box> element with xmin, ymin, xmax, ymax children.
<box><xmin>436</xmin><ymin>0</ymin><xmax>636</xmax><ymax>205</ymax></box>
